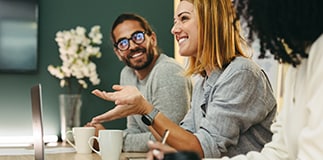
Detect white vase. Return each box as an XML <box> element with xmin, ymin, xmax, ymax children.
<box><xmin>59</xmin><ymin>94</ymin><xmax>82</xmax><ymax>141</ymax></box>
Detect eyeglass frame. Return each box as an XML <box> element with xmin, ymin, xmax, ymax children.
<box><xmin>114</xmin><ymin>31</ymin><xmax>147</xmax><ymax>51</ymax></box>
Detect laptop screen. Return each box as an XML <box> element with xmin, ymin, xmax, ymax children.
<box><xmin>30</xmin><ymin>84</ymin><xmax>45</xmax><ymax>160</ymax></box>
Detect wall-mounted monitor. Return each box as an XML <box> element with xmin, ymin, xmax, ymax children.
<box><xmin>0</xmin><ymin>0</ymin><xmax>38</xmax><ymax>73</ymax></box>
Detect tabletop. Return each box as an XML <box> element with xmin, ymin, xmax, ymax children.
<box><xmin>0</xmin><ymin>152</ymin><xmax>146</xmax><ymax>160</ymax></box>
<box><xmin>0</xmin><ymin>142</ymin><xmax>146</xmax><ymax>160</ymax></box>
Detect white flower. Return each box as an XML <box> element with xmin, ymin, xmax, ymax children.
<box><xmin>89</xmin><ymin>25</ymin><xmax>103</xmax><ymax>44</ymax></box>
<box><xmin>48</xmin><ymin>25</ymin><xmax>103</xmax><ymax>93</ymax></box>
<box><xmin>78</xmin><ymin>79</ymin><xmax>88</xmax><ymax>89</ymax></box>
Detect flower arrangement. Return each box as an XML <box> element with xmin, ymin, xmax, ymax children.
<box><xmin>48</xmin><ymin>25</ymin><xmax>102</xmax><ymax>94</ymax></box>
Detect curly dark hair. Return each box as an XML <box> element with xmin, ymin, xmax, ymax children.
<box><xmin>235</xmin><ymin>0</ymin><xmax>323</xmax><ymax>66</ymax></box>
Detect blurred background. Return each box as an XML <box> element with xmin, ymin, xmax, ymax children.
<box><xmin>0</xmin><ymin>0</ymin><xmax>174</xmax><ymax>144</ymax></box>
<box><xmin>0</xmin><ymin>0</ymin><xmax>280</xmax><ymax>145</ymax></box>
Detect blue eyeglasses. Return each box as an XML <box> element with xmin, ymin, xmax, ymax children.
<box><xmin>114</xmin><ymin>31</ymin><xmax>146</xmax><ymax>51</ymax></box>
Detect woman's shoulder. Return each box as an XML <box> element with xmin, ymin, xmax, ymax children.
<box><xmin>227</xmin><ymin>56</ymin><xmax>262</xmax><ymax>73</ymax></box>
<box><xmin>215</xmin><ymin>56</ymin><xmax>264</xmax><ymax>81</ymax></box>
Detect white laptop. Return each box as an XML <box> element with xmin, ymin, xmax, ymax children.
<box><xmin>30</xmin><ymin>84</ymin><xmax>45</xmax><ymax>160</ymax></box>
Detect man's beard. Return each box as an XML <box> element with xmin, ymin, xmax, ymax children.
<box><xmin>123</xmin><ymin>45</ymin><xmax>155</xmax><ymax>70</ymax></box>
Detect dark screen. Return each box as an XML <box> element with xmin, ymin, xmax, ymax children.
<box><xmin>0</xmin><ymin>0</ymin><xmax>38</xmax><ymax>73</ymax></box>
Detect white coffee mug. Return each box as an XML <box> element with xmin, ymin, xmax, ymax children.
<box><xmin>66</xmin><ymin>127</ymin><xmax>95</xmax><ymax>154</ymax></box>
<box><xmin>88</xmin><ymin>130</ymin><xmax>123</xmax><ymax>160</ymax></box>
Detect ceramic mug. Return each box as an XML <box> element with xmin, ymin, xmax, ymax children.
<box><xmin>88</xmin><ymin>130</ymin><xmax>123</xmax><ymax>160</ymax></box>
<box><xmin>65</xmin><ymin>127</ymin><xmax>95</xmax><ymax>154</ymax></box>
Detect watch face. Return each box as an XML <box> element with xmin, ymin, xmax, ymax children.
<box><xmin>141</xmin><ymin>108</ymin><xmax>159</xmax><ymax>126</ymax></box>
<box><xmin>141</xmin><ymin>115</ymin><xmax>152</xmax><ymax>125</ymax></box>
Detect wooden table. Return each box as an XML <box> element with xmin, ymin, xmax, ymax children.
<box><xmin>0</xmin><ymin>152</ymin><xmax>146</xmax><ymax>160</ymax></box>
<box><xmin>0</xmin><ymin>143</ymin><xmax>146</xmax><ymax>160</ymax></box>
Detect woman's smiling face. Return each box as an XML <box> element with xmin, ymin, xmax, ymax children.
<box><xmin>172</xmin><ymin>1</ymin><xmax>198</xmax><ymax>57</ymax></box>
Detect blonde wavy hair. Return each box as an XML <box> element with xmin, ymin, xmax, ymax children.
<box><xmin>181</xmin><ymin>0</ymin><xmax>249</xmax><ymax>77</ymax></box>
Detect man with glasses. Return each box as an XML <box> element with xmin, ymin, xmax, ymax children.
<box><xmin>88</xmin><ymin>13</ymin><xmax>192</xmax><ymax>152</ymax></box>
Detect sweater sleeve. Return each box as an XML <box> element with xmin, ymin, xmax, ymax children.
<box><xmin>123</xmin><ymin>114</ymin><xmax>156</xmax><ymax>152</ymax></box>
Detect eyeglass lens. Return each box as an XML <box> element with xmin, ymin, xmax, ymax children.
<box><xmin>116</xmin><ymin>31</ymin><xmax>145</xmax><ymax>51</ymax></box>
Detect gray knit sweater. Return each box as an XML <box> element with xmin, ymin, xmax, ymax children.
<box><xmin>120</xmin><ymin>54</ymin><xmax>192</xmax><ymax>152</ymax></box>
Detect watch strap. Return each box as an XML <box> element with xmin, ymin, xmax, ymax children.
<box><xmin>141</xmin><ymin>108</ymin><xmax>159</xmax><ymax>126</ymax></box>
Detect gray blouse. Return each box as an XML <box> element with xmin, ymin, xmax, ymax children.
<box><xmin>180</xmin><ymin>56</ymin><xmax>277</xmax><ymax>158</ymax></box>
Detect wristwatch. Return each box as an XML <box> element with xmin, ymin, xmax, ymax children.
<box><xmin>141</xmin><ymin>108</ymin><xmax>159</xmax><ymax>126</ymax></box>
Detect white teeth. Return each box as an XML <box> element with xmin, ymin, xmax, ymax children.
<box><xmin>178</xmin><ymin>38</ymin><xmax>187</xmax><ymax>44</ymax></box>
<box><xmin>132</xmin><ymin>52</ymin><xmax>143</xmax><ymax>58</ymax></box>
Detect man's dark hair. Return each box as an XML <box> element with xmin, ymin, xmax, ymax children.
<box><xmin>235</xmin><ymin>0</ymin><xmax>323</xmax><ymax>66</ymax></box>
<box><xmin>110</xmin><ymin>13</ymin><xmax>154</xmax><ymax>43</ymax></box>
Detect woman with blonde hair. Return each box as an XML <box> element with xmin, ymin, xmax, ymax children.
<box><xmin>149</xmin><ymin>0</ymin><xmax>323</xmax><ymax>159</ymax></box>
<box><xmin>90</xmin><ymin>0</ymin><xmax>276</xmax><ymax>158</ymax></box>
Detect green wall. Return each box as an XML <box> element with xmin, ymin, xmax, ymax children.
<box><xmin>0</xmin><ymin>0</ymin><xmax>174</xmax><ymax>139</ymax></box>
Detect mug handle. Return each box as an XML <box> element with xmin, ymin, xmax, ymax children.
<box><xmin>65</xmin><ymin>130</ymin><xmax>76</xmax><ymax>149</ymax></box>
<box><xmin>88</xmin><ymin>136</ymin><xmax>100</xmax><ymax>155</ymax></box>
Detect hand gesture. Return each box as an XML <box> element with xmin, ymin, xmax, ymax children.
<box><xmin>90</xmin><ymin>85</ymin><xmax>153</xmax><ymax>124</ymax></box>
